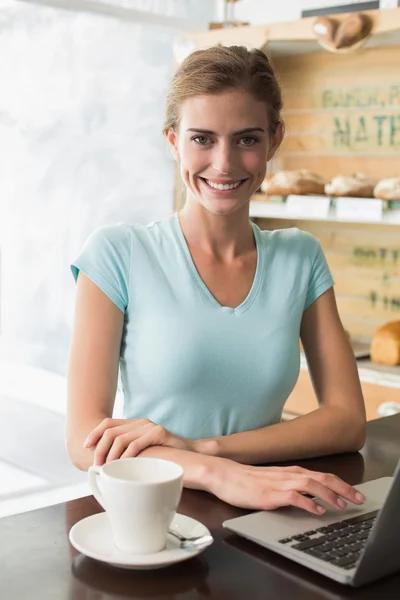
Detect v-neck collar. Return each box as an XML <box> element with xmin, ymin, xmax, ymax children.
<box><xmin>172</xmin><ymin>212</ymin><xmax>264</xmax><ymax>316</ymax></box>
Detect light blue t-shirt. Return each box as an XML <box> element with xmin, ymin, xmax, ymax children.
<box><xmin>71</xmin><ymin>213</ymin><xmax>334</xmax><ymax>439</ymax></box>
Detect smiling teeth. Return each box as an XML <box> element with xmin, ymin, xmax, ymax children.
<box><xmin>206</xmin><ymin>180</ymin><xmax>241</xmax><ymax>190</ymax></box>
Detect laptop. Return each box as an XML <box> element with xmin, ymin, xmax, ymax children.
<box><xmin>223</xmin><ymin>459</ymin><xmax>400</xmax><ymax>587</ymax></box>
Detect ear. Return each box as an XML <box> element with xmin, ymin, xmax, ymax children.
<box><xmin>267</xmin><ymin>121</ymin><xmax>285</xmax><ymax>162</ymax></box>
<box><xmin>164</xmin><ymin>127</ymin><xmax>180</xmax><ymax>161</ymax></box>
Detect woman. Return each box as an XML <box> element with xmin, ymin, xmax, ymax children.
<box><xmin>66</xmin><ymin>46</ymin><xmax>367</xmax><ymax>515</ymax></box>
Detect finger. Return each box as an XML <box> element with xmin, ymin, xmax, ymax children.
<box><xmin>93</xmin><ymin>428</ymin><xmax>126</xmax><ymax>466</ymax></box>
<box><xmin>85</xmin><ymin>418</ymin><xmax>152</xmax><ymax>447</ymax></box>
<box><xmin>267</xmin><ymin>490</ymin><xmax>327</xmax><ymax>516</ymax></box>
<box><xmin>107</xmin><ymin>424</ymin><xmax>163</xmax><ymax>462</ymax></box>
<box><xmin>93</xmin><ymin>423</ymin><xmax>158</xmax><ymax>464</ymax></box>
<box><xmin>106</xmin><ymin>433</ymin><xmax>137</xmax><ymax>463</ymax></box>
<box><xmin>89</xmin><ymin>423</ymin><xmax>136</xmax><ymax>452</ymax></box>
<box><xmin>309</xmin><ymin>471</ymin><xmax>366</xmax><ymax>505</ymax></box>
<box><xmin>258</xmin><ymin>467</ymin><xmax>366</xmax><ymax>506</ymax></box>
<box><xmin>283</xmin><ymin>477</ymin><xmax>348</xmax><ymax>511</ymax></box>
<box><xmin>120</xmin><ymin>431</ymin><xmax>161</xmax><ymax>459</ymax></box>
<box><xmin>84</xmin><ymin>418</ymin><xmax>124</xmax><ymax>448</ymax></box>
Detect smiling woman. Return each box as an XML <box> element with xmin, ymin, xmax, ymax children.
<box><xmin>167</xmin><ymin>92</ymin><xmax>273</xmax><ymax>218</ymax></box>
<box><xmin>166</xmin><ymin>90</ymin><xmax>275</xmax><ymax>217</ymax></box>
<box><xmin>164</xmin><ymin>46</ymin><xmax>283</xmax><ymax>219</ymax></box>
<box><xmin>66</xmin><ymin>45</ymin><xmax>367</xmax><ymax>516</ymax></box>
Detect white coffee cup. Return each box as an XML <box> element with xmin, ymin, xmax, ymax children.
<box><xmin>88</xmin><ymin>457</ymin><xmax>184</xmax><ymax>554</ymax></box>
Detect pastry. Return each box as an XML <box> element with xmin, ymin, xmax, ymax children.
<box><xmin>313</xmin><ymin>16</ymin><xmax>338</xmax><ymax>50</ymax></box>
<box><xmin>334</xmin><ymin>13</ymin><xmax>372</xmax><ymax>50</ymax></box>
<box><xmin>262</xmin><ymin>170</ymin><xmax>327</xmax><ymax>196</ymax></box>
<box><xmin>373</xmin><ymin>178</ymin><xmax>400</xmax><ymax>201</ymax></box>
<box><xmin>370</xmin><ymin>321</ymin><xmax>400</xmax><ymax>366</ymax></box>
<box><xmin>325</xmin><ymin>173</ymin><xmax>377</xmax><ymax>198</ymax></box>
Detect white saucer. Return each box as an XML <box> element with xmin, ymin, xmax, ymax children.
<box><xmin>69</xmin><ymin>512</ymin><xmax>213</xmax><ymax>570</ymax></box>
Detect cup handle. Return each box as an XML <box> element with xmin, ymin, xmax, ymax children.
<box><xmin>88</xmin><ymin>465</ymin><xmax>106</xmax><ymax>509</ymax></box>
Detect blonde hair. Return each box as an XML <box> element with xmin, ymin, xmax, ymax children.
<box><xmin>164</xmin><ymin>45</ymin><xmax>283</xmax><ymax>136</ymax></box>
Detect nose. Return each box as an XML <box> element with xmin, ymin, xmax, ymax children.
<box><xmin>211</xmin><ymin>141</ymin><xmax>235</xmax><ymax>175</ymax></box>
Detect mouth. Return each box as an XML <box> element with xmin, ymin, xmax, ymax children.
<box><xmin>199</xmin><ymin>177</ymin><xmax>248</xmax><ymax>194</ymax></box>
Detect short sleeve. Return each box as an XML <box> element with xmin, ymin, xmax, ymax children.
<box><xmin>70</xmin><ymin>223</ymin><xmax>132</xmax><ymax>313</ymax></box>
<box><xmin>304</xmin><ymin>238</ymin><xmax>334</xmax><ymax>311</ymax></box>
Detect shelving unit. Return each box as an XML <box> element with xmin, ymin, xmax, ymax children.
<box><xmin>250</xmin><ymin>196</ymin><xmax>400</xmax><ymax>226</ymax></box>
<box><xmin>183</xmin><ymin>7</ymin><xmax>400</xmax><ymax>55</ymax></box>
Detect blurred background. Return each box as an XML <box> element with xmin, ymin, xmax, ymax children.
<box><xmin>3</xmin><ymin>0</ymin><xmax>397</xmax><ymax>515</ymax></box>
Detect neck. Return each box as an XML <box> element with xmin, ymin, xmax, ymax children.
<box><xmin>178</xmin><ymin>198</ymin><xmax>255</xmax><ymax>262</ymax></box>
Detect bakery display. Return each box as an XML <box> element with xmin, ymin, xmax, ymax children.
<box><xmin>260</xmin><ymin>172</ymin><xmax>400</xmax><ymax>202</ymax></box>
<box><xmin>373</xmin><ymin>177</ymin><xmax>400</xmax><ymax>201</ymax></box>
<box><xmin>261</xmin><ymin>169</ymin><xmax>327</xmax><ymax>196</ymax></box>
<box><xmin>370</xmin><ymin>321</ymin><xmax>400</xmax><ymax>366</ymax></box>
<box><xmin>325</xmin><ymin>173</ymin><xmax>377</xmax><ymax>198</ymax></box>
<box><xmin>248</xmin><ymin>15</ymin><xmax>400</xmax><ymax>399</ymax></box>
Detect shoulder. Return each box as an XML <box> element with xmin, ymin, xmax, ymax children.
<box><xmin>73</xmin><ymin>223</ymin><xmax>134</xmax><ymax>283</ymax></box>
<box><xmin>81</xmin><ymin>216</ymin><xmax>175</xmax><ymax>263</ymax></box>
<box><xmin>71</xmin><ymin>223</ymin><xmax>135</xmax><ymax>310</ymax></box>
<box><xmin>83</xmin><ymin>222</ymin><xmax>133</xmax><ymax>250</ymax></box>
<box><xmin>126</xmin><ymin>215</ymin><xmax>177</xmax><ymax>255</ymax></box>
<box><xmin>257</xmin><ymin>226</ymin><xmax>320</xmax><ymax>259</ymax></box>
<box><xmin>84</xmin><ymin>217</ymin><xmax>171</xmax><ymax>246</ymax></box>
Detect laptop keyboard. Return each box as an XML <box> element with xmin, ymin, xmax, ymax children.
<box><xmin>278</xmin><ymin>510</ymin><xmax>378</xmax><ymax>570</ymax></box>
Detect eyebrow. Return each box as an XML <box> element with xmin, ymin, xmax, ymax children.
<box><xmin>186</xmin><ymin>127</ymin><xmax>265</xmax><ymax>135</ymax></box>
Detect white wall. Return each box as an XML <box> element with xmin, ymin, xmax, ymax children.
<box><xmin>0</xmin><ymin>0</ymin><xmax>217</xmax><ymax>374</ymax></box>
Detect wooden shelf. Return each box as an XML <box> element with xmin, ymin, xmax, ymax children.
<box><xmin>184</xmin><ymin>7</ymin><xmax>400</xmax><ymax>55</ymax></box>
<box><xmin>265</xmin><ymin>28</ymin><xmax>400</xmax><ymax>57</ymax></box>
<box><xmin>250</xmin><ymin>197</ymin><xmax>400</xmax><ymax>226</ymax></box>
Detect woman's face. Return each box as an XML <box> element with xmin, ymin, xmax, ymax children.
<box><xmin>166</xmin><ymin>89</ymin><xmax>282</xmax><ymax>216</ymax></box>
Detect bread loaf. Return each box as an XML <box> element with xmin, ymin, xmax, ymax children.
<box><xmin>334</xmin><ymin>13</ymin><xmax>371</xmax><ymax>50</ymax></box>
<box><xmin>313</xmin><ymin>16</ymin><xmax>338</xmax><ymax>50</ymax></box>
<box><xmin>325</xmin><ymin>173</ymin><xmax>377</xmax><ymax>198</ymax></box>
<box><xmin>373</xmin><ymin>177</ymin><xmax>400</xmax><ymax>201</ymax></box>
<box><xmin>263</xmin><ymin>169</ymin><xmax>327</xmax><ymax>196</ymax></box>
<box><xmin>370</xmin><ymin>321</ymin><xmax>400</xmax><ymax>366</ymax></box>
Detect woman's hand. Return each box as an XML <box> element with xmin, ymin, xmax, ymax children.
<box><xmin>84</xmin><ymin>418</ymin><xmax>197</xmax><ymax>465</ymax></box>
<box><xmin>209</xmin><ymin>460</ymin><xmax>366</xmax><ymax>515</ymax></box>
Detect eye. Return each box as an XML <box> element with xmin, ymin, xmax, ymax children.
<box><xmin>192</xmin><ymin>135</ymin><xmax>212</xmax><ymax>145</ymax></box>
<box><xmin>240</xmin><ymin>136</ymin><xmax>259</xmax><ymax>146</ymax></box>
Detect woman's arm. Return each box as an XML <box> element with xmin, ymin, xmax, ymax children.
<box><xmin>66</xmin><ymin>272</ymin><xmax>124</xmax><ymax>468</ymax></box>
<box><xmin>199</xmin><ymin>288</ymin><xmax>367</xmax><ymax>464</ymax></box>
